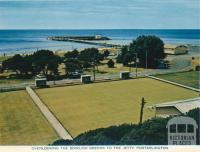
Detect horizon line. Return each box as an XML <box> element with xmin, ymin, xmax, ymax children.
<box><xmin>0</xmin><ymin>28</ymin><xmax>200</xmax><ymax>30</ymax></box>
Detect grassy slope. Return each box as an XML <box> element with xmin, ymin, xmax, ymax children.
<box><xmin>36</xmin><ymin>78</ymin><xmax>199</xmax><ymax>137</ymax></box>
<box><xmin>156</xmin><ymin>71</ymin><xmax>200</xmax><ymax>89</ymax></box>
<box><xmin>0</xmin><ymin>90</ymin><xmax>58</xmax><ymax>145</ymax></box>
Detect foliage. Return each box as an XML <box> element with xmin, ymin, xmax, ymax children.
<box><xmin>2</xmin><ymin>50</ymin><xmax>62</xmax><ymax>77</ymax></box>
<box><xmin>78</xmin><ymin>48</ymin><xmax>104</xmax><ymax>72</ymax></box>
<box><xmin>30</xmin><ymin>50</ymin><xmax>62</xmax><ymax>76</ymax></box>
<box><xmin>107</xmin><ymin>59</ymin><xmax>115</xmax><ymax>68</ymax></box>
<box><xmin>186</xmin><ymin>108</ymin><xmax>199</xmax><ymax>144</ymax></box>
<box><xmin>78</xmin><ymin>48</ymin><xmax>104</xmax><ymax>63</ymax></box>
<box><xmin>130</xmin><ymin>35</ymin><xmax>165</xmax><ymax>68</ymax></box>
<box><xmin>116</xmin><ymin>46</ymin><xmax>128</xmax><ymax>63</ymax></box>
<box><xmin>2</xmin><ymin>54</ymin><xmax>32</xmax><ymax>75</ymax></box>
<box><xmin>51</xmin><ymin>139</ymin><xmax>72</xmax><ymax>145</ymax></box>
<box><xmin>103</xmin><ymin>50</ymin><xmax>110</xmax><ymax>58</ymax></box>
<box><xmin>64</xmin><ymin>58</ymin><xmax>82</xmax><ymax>75</ymax></box>
<box><xmin>64</xmin><ymin>49</ymin><xmax>79</xmax><ymax>59</ymax></box>
<box><xmin>51</xmin><ymin>108</ymin><xmax>199</xmax><ymax>145</ymax></box>
<box><xmin>117</xmin><ymin>35</ymin><xmax>165</xmax><ymax>68</ymax></box>
<box><xmin>120</xmin><ymin>118</ymin><xmax>169</xmax><ymax>145</ymax></box>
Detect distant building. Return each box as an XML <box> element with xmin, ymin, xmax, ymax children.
<box><xmin>151</xmin><ymin>98</ymin><xmax>200</xmax><ymax>118</ymax></box>
<box><xmin>191</xmin><ymin>57</ymin><xmax>200</xmax><ymax>71</ymax></box>
<box><xmin>164</xmin><ymin>44</ymin><xmax>188</xmax><ymax>55</ymax></box>
<box><xmin>95</xmin><ymin>35</ymin><xmax>102</xmax><ymax>40</ymax></box>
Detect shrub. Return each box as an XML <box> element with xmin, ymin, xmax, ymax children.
<box><xmin>107</xmin><ymin>59</ymin><xmax>115</xmax><ymax>68</ymax></box>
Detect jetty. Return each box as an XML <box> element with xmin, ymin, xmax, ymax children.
<box><xmin>47</xmin><ymin>35</ymin><xmax>122</xmax><ymax>48</ymax></box>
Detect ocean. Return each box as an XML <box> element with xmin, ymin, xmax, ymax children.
<box><xmin>0</xmin><ymin>29</ymin><xmax>199</xmax><ymax>55</ymax></box>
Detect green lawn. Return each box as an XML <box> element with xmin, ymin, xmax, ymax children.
<box><xmin>0</xmin><ymin>79</ymin><xmax>34</xmax><ymax>85</ymax></box>
<box><xmin>0</xmin><ymin>90</ymin><xmax>58</xmax><ymax>145</ymax></box>
<box><xmin>155</xmin><ymin>71</ymin><xmax>200</xmax><ymax>89</ymax></box>
<box><xmin>0</xmin><ymin>56</ymin><xmax>9</xmax><ymax>62</ymax></box>
<box><xmin>36</xmin><ymin>78</ymin><xmax>199</xmax><ymax>137</ymax></box>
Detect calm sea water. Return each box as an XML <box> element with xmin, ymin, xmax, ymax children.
<box><xmin>0</xmin><ymin>29</ymin><xmax>199</xmax><ymax>54</ymax></box>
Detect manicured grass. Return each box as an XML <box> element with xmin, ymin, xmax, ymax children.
<box><xmin>36</xmin><ymin>78</ymin><xmax>199</xmax><ymax>137</ymax></box>
<box><xmin>0</xmin><ymin>79</ymin><xmax>34</xmax><ymax>85</ymax></box>
<box><xmin>0</xmin><ymin>56</ymin><xmax>9</xmax><ymax>62</ymax></box>
<box><xmin>0</xmin><ymin>90</ymin><xmax>58</xmax><ymax>145</ymax></box>
<box><xmin>155</xmin><ymin>71</ymin><xmax>200</xmax><ymax>89</ymax></box>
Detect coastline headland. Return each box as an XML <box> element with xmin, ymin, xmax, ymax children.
<box><xmin>47</xmin><ymin>35</ymin><xmax>122</xmax><ymax>48</ymax></box>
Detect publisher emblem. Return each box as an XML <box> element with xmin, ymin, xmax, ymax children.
<box><xmin>166</xmin><ymin>116</ymin><xmax>198</xmax><ymax>145</ymax></box>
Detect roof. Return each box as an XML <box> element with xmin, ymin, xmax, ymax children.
<box><xmin>154</xmin><ymin>97</ymin><xmax>200</xmax><ymax>114</ymax></box>
<box><xmin>165</xmin><ymin>44</ymin><xmax>178</xmax><ymax>49</ymax></box>
<box><xmin>164</xmin><ymin>44</ymin><xmax>188</xmax><ymax>49</ymax></box>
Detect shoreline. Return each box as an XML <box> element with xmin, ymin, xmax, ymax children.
<box><xmin>0</xmin><ymin>43</ymin><xmax>199</xmax><ymax>57</ymax></box>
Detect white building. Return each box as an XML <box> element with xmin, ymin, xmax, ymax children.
<box><xmin>164</xmin><ymin>44</ymin><xmax>188</xmax><ymax>55</ymax></box>
<box><xmin>151</xmin><ymin>97</ymin><xmax>200</xmax><ymax>118</ymax></box>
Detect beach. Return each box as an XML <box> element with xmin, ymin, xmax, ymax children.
<box><xmin>0</xmin><ymin>29</ymin><xmax>199</xmax><ymax>55</ymax></box>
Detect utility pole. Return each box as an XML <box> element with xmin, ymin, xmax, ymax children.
<box><xmin>128</xmin><ymin>45</ymin><xmax>132</xmax><ymax>73</ymax></box>
<box><xmin>145</xmin><ymin>50</ymin><xmax>148</xmax><ymax>69</ymax></box>
<box><xmin>139</xmin><ymin>97</ymin><xmax>146</xmax><ymax>124</ymax></box>
<box><xmin>134</xmin><ymin>53</ymin><xmax>138</xmax><ymax>78</ymax></box>
<box><xmin>129</xmin><ymin>63</ymin><xmax>132</xmax><ymax>73</ymax></box>
<box><xmin>93</xmin><ymin>58</ymin><xmax>96</xmax><ymax>81</ymax></box>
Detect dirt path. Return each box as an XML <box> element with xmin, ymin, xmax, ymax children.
<box><xmin>26</xmin><ymin>86</ymin><xmax>73</xmax><ymax>140</ymax></box>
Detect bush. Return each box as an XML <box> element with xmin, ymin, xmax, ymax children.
<box><xmin>107</xmin><ymin>59</ymin><xmax>115</xmax><ymax>68</ymax></box>
<box><xmin>120</xmin><ymin>118</ymin><xmax>169</xmax><ymax>145</ymax></box>
<box><xmin>50</xmin><ymin>108</ymin><xmax>199</xmax><ymax>145</ymax></box>
<box><xmin>51</xmin><ymin>139</ymin><xmax>72</xmax><ymax>145</ymax></box>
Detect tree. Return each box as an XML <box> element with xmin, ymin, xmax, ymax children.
<box><xmin>130</xmin><ymin>35</ymin><xmax>165</xmax><ymax>68</ymax></box>
<box><xmin>116</xmin><ymin>46</ymin><xmax>128</xmax><ymax>63</ymax></box>
<box><xmin>107</xmin><ymin>59</ymin><xmax>115</xmax><ymax>68</ymax></box>
<box><xmin>186</xmin><ymin>108</ymin><xmax>199</xmax><ymax>144</ymax></box>
<box><xmin>0</xmin><ymin>65</ymin><xmax>3</xmax><ymax>73</ymax></box>
<box><xmin>78</xmin><ymin>48</ymin><xmax>104</xmax><ymax>71</ymax></box>
<box><xmin>122</xmin><ymin>52</ymin><xmax>134</xmax><ymax>66</ymax></box>
<box><xmin>78</xmin><ymin>48</ymin><xmax>103</xmax><ymax>63</ymax></box>
<box><xmin>64</xmin><ymin>59</ymin><xmax>82</xmax><ymax>76</ymax></box>
<box><xmin>30</xmin><ymin>50</ymin><xmax>61</xmax><ymax>76</ymax></box>
<box><xmin>103</xmin><ymin>50</ymin><xmax>110</xmax><ymax>59</ymax></box>
<box><xmin>64</xmin><ymin>49</ymin><xmax>79</xmax><ymax>59</ymax></box>
<box><xmin>2</xmin><ymin>54</ymin><xmax>32</xmax><ymax>75</ymax></box>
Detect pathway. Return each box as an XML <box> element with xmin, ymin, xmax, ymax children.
<box><xmin>26</xmin><ymin>86</ymin><xmax>73</xmax><ymax>140</ymax></box>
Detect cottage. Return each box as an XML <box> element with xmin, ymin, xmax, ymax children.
<box><xmin>164</xmin><ymin>44</ymin><xmax>188</xmax><ymax>55</ymax></box>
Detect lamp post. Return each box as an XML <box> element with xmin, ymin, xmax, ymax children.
<box><xmin>134</xmin><ymin>53</ymin><xmax>138</xmax><ymax>78</ymax></box>
<box><xmin>127</xmin><ymin>45</ymin><xmax>138</xmax><ymax>77</ymax></box>
<box><xmin>92</xmin><ymin>58</ymin><xmax>96</xmax><ymax>81</ymax></box>
<box><xmin>145</xmin><ymin>50</ymin><xmax>148</xmax><ymax>69</ymax></box>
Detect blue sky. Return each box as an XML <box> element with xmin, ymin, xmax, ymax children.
<box><xmin>0</xmin><ymin>0</ymin><xmax>199</xmax><ymax>29</ymax></box>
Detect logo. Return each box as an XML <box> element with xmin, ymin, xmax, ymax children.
<box><xmin>166</xmin><ymin>116</ymin><xmax>198</xmax><ymax>145</ymax></box>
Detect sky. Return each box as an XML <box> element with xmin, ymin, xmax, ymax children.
<box><xmin>0</xmin><ymin>0</ymin><xmax>199</xmax><ymax>29</ymax></box>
